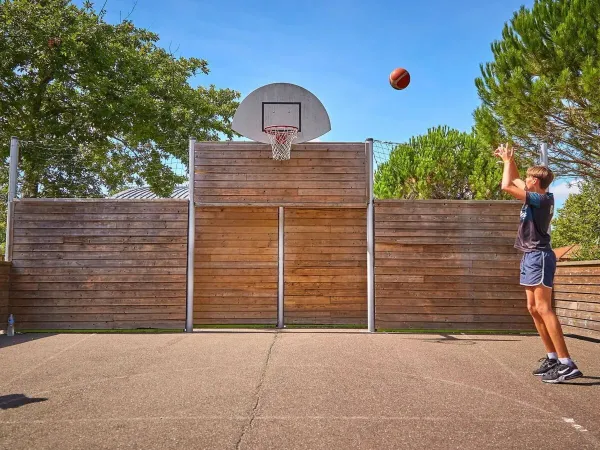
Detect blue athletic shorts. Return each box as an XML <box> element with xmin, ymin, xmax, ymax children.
<box><xmin>520</xmin><ymin>250</ymin><xmax>556</xmax><ymax>288</ymax></box>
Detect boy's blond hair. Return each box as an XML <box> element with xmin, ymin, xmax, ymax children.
<box><xmin>527</xmin><ymin>165</ymin><xmax>554</xmax><ymax>190</ymax></box>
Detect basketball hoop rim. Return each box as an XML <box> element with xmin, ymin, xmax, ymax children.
<box><xmin>264</xmin><ymin>125</ymin><xmax>298</xmax><ymax>133</ymax></box>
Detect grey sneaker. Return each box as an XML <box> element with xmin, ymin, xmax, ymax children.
<box><xmin>533</xmin><ymin>357</ymin><xmax>558</xmax><ymax>376</ymax></box>
<box><xmin>542</xmin><ymin>362</ymin><xmax>583</xmax><ymax>383</ymax></box>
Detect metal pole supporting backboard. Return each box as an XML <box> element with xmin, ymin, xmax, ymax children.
<box><xmin>5</xmin><ymin>137</ymin><xmax>19</xmax><ymax>262</ymax></box>
<box><xmin>366</xmin><ymin>138</ymin><xmax>375</xmax><ymax>332</ymax></box>
<box><xmin>540</xmin><ymin>143</ymin><xmax>549</xmax><ymax>167</ymax></box>
<box><xmin>185</xmin><ymin>137</ymin><xmax>196</xmax><ymax>332</ymax></box>
<box><xmin>277</xmin><ymin>206</ymin><xmax>284</xmax><ymax>328</ymax></box>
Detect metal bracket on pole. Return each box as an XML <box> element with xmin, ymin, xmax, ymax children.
<box><xmin>185</xmin><ymin>137</ymin><xmax>196</xmax><ymax>332</ymax></box>
<box><xmin>5</xmin><ymin>137</ymin><xmax>19</xmax><ymax>262</ymax></box>
<box><xmin>366</xmin><ymin>138</ymin><xmax>375</xmax><ymax>332</ymax></box>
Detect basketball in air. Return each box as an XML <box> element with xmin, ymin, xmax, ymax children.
<box><xmin>389</xmin><ymin>68</ymin><xmax>410</xmax><ymax>90</ymax></box>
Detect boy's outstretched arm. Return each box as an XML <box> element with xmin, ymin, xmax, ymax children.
<box><xmin>496</xmin><ymin>144</ymin><xmax>526</xmax><ymax>201</ymax></box>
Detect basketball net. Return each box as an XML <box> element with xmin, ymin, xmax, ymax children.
<box><xmin>264</xmin><ymin>126</ymin><xmax>298</xmax><ymax>160</ymax></box>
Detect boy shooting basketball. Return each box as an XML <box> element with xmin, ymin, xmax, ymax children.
<box><xmin>495</xmin><ymin>144</ymin><xmax>583</xmax><ymax>383</ymax></box>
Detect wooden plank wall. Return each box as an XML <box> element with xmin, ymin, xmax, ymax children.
<box><xmin>10</xmin><ymin>199</ymin><xmax>188</xmax><ymax>330</ymax></box>
<box><xmin>194</xmin><ymin>207</ymin><xmax>278</xmax><ymax>325</ymax></box>
<box><xmin>554</xmin><ymin>261</ymin><xmax>600</xmax><ymax>340</ymax></box>
<box><xmin>284</xmin><ymin>208</ymin><xmax>367</xmax><ymax>325</ymax></box>
<box><xmin>0</xmin><ymin>262</ymin><xmax>10</xmax><ymax>330</ymax></box>
<box><xmin>195</xmin><ymin>142</ymin><xmax>367</xmax><ymax>206</ymax></box>
<box><xmin>374</xmin><ymin>200</ymin><xmax>531</xmax><ymax>331</ymax></box>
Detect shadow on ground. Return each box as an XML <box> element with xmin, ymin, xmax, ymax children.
<box><xmin>0</xmin><ymin>394</ymin><xmax>48</xmax><ymax>410</ymax></box>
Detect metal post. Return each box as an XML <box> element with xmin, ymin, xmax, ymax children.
<box><xmin>366</xmin><ymin>138</ymin><xmax>375</xmax><ymax>332</ymax></box>
<box><xmin>185</xmin><ymin>137</ymin><xmax>196</xmax><ymax>332</ymax></box>
<box><xmin>540</xmin><ymin>143</ymin><xmax>549</xmax><ymax>167</ymax></box>
<box><xmin>5</xmin><ymin>137</ymin><xmax>19</xmax><ymax>262</ymax></box>
<box><xmin>277</xmin><ymin>206</ymin><xmax>284</xmax><ymax>328</ymax></box>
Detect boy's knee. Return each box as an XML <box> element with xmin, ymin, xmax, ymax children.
<box><xmin>527</xmin><ymin>303</ymin><xmax>538</xmax><ymax>316</ymax></box>
<box><xmin>536</xmin><ymin>303</ymin><xmax>553</xmax><ymax>316</ymax></box>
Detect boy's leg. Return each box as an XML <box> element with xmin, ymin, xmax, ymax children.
<box><xmin>533</xmin><ymin>285</ymin><xmax>570</xmax><ymax>358</ymax></box>
<box><xmin>525</xmin><ymin>287</ymin><xmax>556</xmax><ymax>353</ymax></box>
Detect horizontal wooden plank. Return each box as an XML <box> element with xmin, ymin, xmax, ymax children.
<box><xmin>376</xmin><ymin>306</ymin><xmax>529</xmax><ymax>315</ymax></box>
<box><xmin>555</xmin><ymin>308</ymin><xmax>600</xmax><ymax>321</ymax></box>
<box><xmin>376</xmin><ymin>251</ymin><xmax>521</xmax><ymax>261</ymax></box>
<box><xmin>552</xmin><ymin>284</ymin><xmax>600</xmax><ymax>294</ymax></box>
<box><xmin>374</xmin><ymin>321</ymin><xmax>533</xmax><ymax>331</ymax></box>
<box><xmin>13</xmin><ymin>321</ymin><xmax>185</xmax><ymax>330</ymax></box>
<box><xmin>10</xmin><ymin>306</ymin><xmax>184</xmax><ymax>315</ymax></box>
<box><xmin>15</xmin><ymin>220</ymin><xmax>187</xmax><ymax>229</ymax></box>
<box><xmin>376</xmin><ymin>313</ymin><xmax>533</xmax><ymax>323</ymax></box>
<box><xmin>11</xmin><ymin>282</ymin><xmax>184</xmax><ymax>291</ymax></box>
<box><xmin>14</xmin><ymin>213</ymin><xmax>186</xmax><ymax>221</ymax></box>
<box><xmin>375</xmin><ymin>244</ymin><xmax>518</xmax><ymax>254</ymax></box>
<box><xmin>376</xmin><ymin>267</ymin><xmax>518</xmax><ymax>276</ymax></box>
<box><xmin>12</xmin><ymin>259</ymin><xmax>186</xmax><ymax>268</ymax></box>
<box><xmin>195</xmin><ymin>158</ymin><xmax>365</xmax><ymax>167</ymax></box>
<box><xmin>195</xmin><ymin>180</ymin><xmax>366</xmax><ymax>189</ymax></box>
<box><xmin>9</xmin><ymin>290</ymin><xmax>185</xmax><ymax>299</ymax></box>
<box><xmin>560</xmin><ymin>325</ymin><xmax>600</xmax><ymax>340</ymax></box>
<box><xmin>12</xmin><ymin>251</ymin><xmax>186</xmax><ymax>260</ymax></box>
<box><xmin>557</xmin><ymin>316</ymin><xmax>600</xmax><ymax>332</ymax></box>
<box><xmin>195</xmin><ymin>165</ymin><xmax>366</xmax><ymax>174</ymax></box>
<box><xmin>11</xmin><ymin>274</ymin><xmax>186</xmax><ymax>283</ymax></box>
<box><xmin>195</xmin><ymin>196</ymin><xmax>367</xmax><ymax>204</ymax></box>
<box><xmin>10</xmin><ymin>298</ymin><xmax>184</xmax><ymax>307</ymax></box>
<box><xmin>13</xmin><ymin>244</ymin><xmax>186</xmax><ymax>253</ymax></box>
<box><xmin>554</xmin><ymin>301</ymin><xmax>600</xmax><ymax>313</ymax></box>
<box><xmin>376</xmin><ymin>282</ymin><xmax>522</xmax><ymax>292</ymax></box>
<box><xmin>14</xmin><ymin>228</ymin><xmax>186</xmax><ymax>237</ymax></box>
<box><xmin>375</xmin><ymin>214</ymin><xmax>518</xmax><ymax>223</ymax></box>
<box><xmin>195</xmin><ymin>149</ymin><xmax>365</xmax><ymax>159</ymax></box>
<box><xmin>553</xmin><ymin>292</ymin><xmax>600</xmax><ymax>303</ymax></box>
<box><xmin>555</xmin><ymin>266</ymin><xmax>600</xmax><ymax>276</ymax></box>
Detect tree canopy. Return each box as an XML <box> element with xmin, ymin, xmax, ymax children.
<box><xmin>0</xmin><ymin>0</ymin><xmax>239</xmax><ymax>199</ymax></box>
<box><xmin>474</xmin><ymin>0</ymin><xmax>600</xmax><ymax>181</ymax></box>
<box><xmin>374</xmin><ymin>126</ymin><xmax>505</xmax><ymax>200</ymax></box>
<box><xmin>551</xmin><ymin>179</ymin><xmax>600</xmax><ymax>260</ymax></box>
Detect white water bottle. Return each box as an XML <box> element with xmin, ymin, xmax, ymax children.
<box><xmin>7</xmin><ymin>314</ymin><xmax>14</xmax><ymax>337</ymax></box>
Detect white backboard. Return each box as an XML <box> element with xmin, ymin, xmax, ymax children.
<box><xmin>232</xmin><ymin>83</ymin><xmax>331</xmax><ymax>143</ymax></box>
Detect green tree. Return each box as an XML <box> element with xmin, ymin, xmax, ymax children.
<box><xmin>0</xmin><ymin>0</ymin><xmax>239</xmax><ymax>200</ymax></box>
<box><xmin>474</xmin><ymin>0</ymin><xmax>600</xmax><ymax>180</ymax></box>
<box><xmin>374</xmin><ymin>126</ymin><xmax>505</xmax><ymax>200</ymax></box>
<box><xmin>551</xmin><ymin>179</ymin><xmax>600</xmax><ymax>260</ymax></box>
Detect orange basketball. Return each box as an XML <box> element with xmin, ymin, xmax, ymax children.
<box><xmin>389</xmin><ymin>68</ymin><xmax>410</xmax><ymax>90</ymax></box>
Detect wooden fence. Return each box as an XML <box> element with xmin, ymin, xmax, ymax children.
<box><xmin>0</xmin><ymin>262</ymin><xmax>10</xmax><ymax>330</ymax></box>
<box><xmin>194</xmin><ymin>206</ymin><xmax>278</xmax><ymax>325</ymax></box>
<box><xmin>9</xmin><ymin>199</ymin><xmax>188</xmax><ymax>330</ymax></box>
<box><xmin>194</xmin><ymin>142</ymin><xmax>367</xmax><ymax>206</ymax></box>
<box><xmin>374</xmin><ymin>200</ymin><xmax>530</xmax><ymax>331</ymax></box>
<box><xmin>554</xmin><ymin>261</ymin><xmax>600</xmax><ymax>340</ymax></box>
<box><xmin>284</xmin><ymin>208</ymin><xmax>367</xmax><ymax>325</ymax></box>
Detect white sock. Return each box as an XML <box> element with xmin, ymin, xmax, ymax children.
<box><xmin>547</xmin><ymin>352</ymin><xmax>558</xmax><ymax>360</ymax></box>
<box><xmin>559</xmin><ymin>357</ymin><xmax>573</xmax><ymax>366</ymax></box>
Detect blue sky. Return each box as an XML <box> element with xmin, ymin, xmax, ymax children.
<box><xmin>82</xmin><ymin>0</ymin><xmax>578</xmax><ymax>209</ymax></box>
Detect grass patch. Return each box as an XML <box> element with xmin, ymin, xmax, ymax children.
<box><xmin>284</xmin><ymin>324</ymin><xmax>366</xmax><ymax>329</ymax></box>
<box><xmin>16</xmin><ymin>328</ymin><xmax>183</xmax><ymax>334</ymax></box>
<box><xmin>194</xmin><ymin>324</ymin><xmax>277</xmax><ymax>329</ymax></box>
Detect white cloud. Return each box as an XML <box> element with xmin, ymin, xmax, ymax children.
<box><xmin>551</xmin><ymin>179</ymin><xmax>581</xmax><ymax>210</ymax></box>
<box><xmin>309</xmin><ymin>138</ymin><xmax>322</xmax><ymax>142</ymax></box>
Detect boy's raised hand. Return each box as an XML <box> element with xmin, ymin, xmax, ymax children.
<box><xmin>494</xmin><ymin>143</ymin><xmax>514</xmax><ymax>162</ymax></box>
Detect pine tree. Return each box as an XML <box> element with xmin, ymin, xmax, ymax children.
<box><xmin>474</xmin><ymin>0</ymin><xmax>600</xmax><ymax>180</ymax></box>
